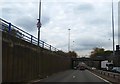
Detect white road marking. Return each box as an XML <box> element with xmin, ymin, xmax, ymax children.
<box><xmin>87</xmin><ymin>70</ymin><xmax>112</xmax><ymax>84</ymax></box>
<box><xmin>72</xmin><ymin>75</ymin><xmax>76</xmax><ymax>78</ymax></box>
<box><xmin>31</xmin><ymin>79</ymin><xmax>41</xmax><ymax>82</ymax></box>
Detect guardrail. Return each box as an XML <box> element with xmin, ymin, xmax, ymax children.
<box><xmin>0</xmin><ymin>18</ymin><xmax>59</xmax><ymax>51</ymax></box>
<box><xmin>90</xmin><ymin>69</ymin><xmax>120</xmax><ymax>83</ymax></box>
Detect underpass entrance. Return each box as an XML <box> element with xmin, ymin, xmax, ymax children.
<box><xmin>71</xmin><ymin>58</ymin><xmax>105</xmax><ymax>69</ymax></box>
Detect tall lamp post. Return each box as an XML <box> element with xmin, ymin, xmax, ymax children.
<box><xmin>37</xmin><ymin>0</ymin><xmax>42</xmax><ymax>46</ymax></box>
<box><xmin>68</xmin><ymin>29</ymin><xmax>71</xmax><ymax>52</ymax></box>
<box><xmin>112</xmin><ymin>0</ymin><xmax>115</xmax><ymax>56</ymax></box>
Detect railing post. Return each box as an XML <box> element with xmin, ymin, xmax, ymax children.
<box><xmin>113</xmin><ymin>74</ymin><xmax>115</xmax><ymax>78</ymax></box>
<box><xmin>42</xmin><ymin>41</ymin><xmax>44</xmax><ymax>48</ymax></box>
<box><xmin>31</xmin><ymin>35</ymin><xmax>33</xmax><ymax>43</ymax></box>
<box><xmin>8</xmin><ymin>23</ymin><xmax>11</xmax><ymax>33</ymax></box>
<box><xmin>50</xmin><ymin>45</ymin><xmax>51</xmax><ymax>51</ymax></box>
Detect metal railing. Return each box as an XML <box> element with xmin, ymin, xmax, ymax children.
<box><xmin>0</xmin><ymin>18</ymin><xmax>59</xmax><ymax>51</ymax></box>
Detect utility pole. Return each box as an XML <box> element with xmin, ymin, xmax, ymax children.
<box><xmin>112</xmin><ymin>0</ymin><xmax>115</xmax><ymax>56</ymax></box>
<box><xmin>37</xmin><ymin>0</ymin><xmax>42</xmax><ymax>46</ymax></box>
<box><xmin>68</xmin><ymin>29</ymin><xmax>71</xmax><ymax>52</ymax></box>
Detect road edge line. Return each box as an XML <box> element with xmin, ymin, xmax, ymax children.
<box><xmin>87</xmin><ymin>70</ymin><xmax>112</xmax><ymax>84</ymax></box>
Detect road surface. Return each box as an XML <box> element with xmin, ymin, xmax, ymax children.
<box><xmin>35</xmin><ymin>70</ymin><xmax>111</xmax><ymax>83</ymax></box>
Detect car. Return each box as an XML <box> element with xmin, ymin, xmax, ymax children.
<box><xmin>91</xmin><ymin>67</ymin><xmax>96</xmax><ymax>70</ymax></box>
<box><xmin>111</xmin><ymin>67</ymin><xmax>120</xmax><ymax>73</ymax></box>
<box><xmin>79</xmin><ymin>66</ymin><xmax>85</xmax><ymax>70</ymax></box>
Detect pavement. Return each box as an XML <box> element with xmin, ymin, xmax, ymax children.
<box><xmin>31</xmin><ymin>69</ymin><xmax>112</xmax><ymax>83</ymax></box>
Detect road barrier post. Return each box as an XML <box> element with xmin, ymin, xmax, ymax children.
<box><xmin>31</xmin><ymin>35</ymin><xmax>33</xmax><ymax>43</ymax></box>
<box><xmin>8</xmin><ymin>23</ymin><xmax>11</xmax><ymax>33</ymax></box>
<box><xmin>42</xmin><ymin>41</ymin><xmax>44</xmax><ymax>48</ymax></box>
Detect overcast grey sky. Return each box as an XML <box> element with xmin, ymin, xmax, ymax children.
<box><xmin>0</xmin><ymin>0</ymin><xmax>119</xmax><ymax>57</ymax></box>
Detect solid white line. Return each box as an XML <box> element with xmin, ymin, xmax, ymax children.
<box><xmin>87</xmin><ymin>70</ymin><xmax>112</xmax><ymax>84</ymax></box>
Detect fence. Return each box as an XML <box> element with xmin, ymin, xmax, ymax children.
<box><xmin>0</xmin><ymin>18</ymin><xmax>59</xmax><ymax>51</ymax></box>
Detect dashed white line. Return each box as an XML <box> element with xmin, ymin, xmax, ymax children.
<box><xmin>72</xmin><ymin>75</ymin><xmax>76</xmax><ymax>78</ymax></box>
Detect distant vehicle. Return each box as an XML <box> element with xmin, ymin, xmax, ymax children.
<box><xmin>101</xmin><ymin>60</ymin><xmax>113</xmax><ymax>71</ymax></box>
<box><xmin>78</xmin><ymin>62</ymin><xmax>86</xmax><ymax>70</ymax></box>
<box><xmin>91</xmin><ymin>67</ymin><xmax>96</xmax><ymax>70</ymax></box>
<box><xmin>79</xmin><ymin>65</ymin><xmax>85</xmax><ymax>70</ymax></box>
<box><xmin>111</xmin><ymin>67</ymin><xmax>120</xmax><ymax>73</ymax></box>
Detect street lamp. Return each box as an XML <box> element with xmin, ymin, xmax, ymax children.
<box><xmin>68</xmin><ymin>28</ymin><xmax>71</xmax><ymax>52</ymax></box>
<box><xmin>37</xmin><ymin>0</ymin><xmax>42</xmax><ymax>46</ymax></box>
<box><xmin>112</xmin><ymin>0</ymin><xmax>115</xmax><ymax>56</ymax></box>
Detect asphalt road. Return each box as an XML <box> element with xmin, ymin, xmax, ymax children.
<box><xmin>38</xmin><ymin>69</ymin><xmax>111</xmax><ymax>83</ymax></box>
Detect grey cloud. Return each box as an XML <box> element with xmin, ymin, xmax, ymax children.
<box><xmin>56</xmin><ymin>43</ymin><xmax>68</xmax><ymax>50</ymax></box>
<box><xmin>2</xmin><ymin>7</ymin><xmax>22</xmax><ymax>20</ymax></box>
<box><xmin>2</xmin><ymin>7</ymin><xmax>37</xmax><ymax>32</ymax></box>
<box><xmin>73</xmin><ymin>3</ymin><xmax>94</xmax><ymax>14</ymax></box>
<box><xmin>107</xmin><ymin>31</ymin><xmax>118</xmax><ymax>39</ymax></box>
<box><xmin>2</xmin><ymin>2</ymin><xmax>24</xmax><ymax>14</ymax></box>
<box><xmin>74</xmin><ymin>40</ymin><xmax>99</xmax><ymax>51</ymax></box>
<box><xmin>76</xmin><ymin>3</ymin><xmax>94</xmax><ymax>12</ymax></box>
<box><xmin>42</xmin><ymin>16</ymin><xmax>50</xmax><ymax>26</ymax></box>
<box><xmin>72</xmin><ymin>37</ymin><xmax>111</xmax><ymax>52</ymax></box>
<box><xmin>88</xmin><ymin>18</ymin><xmax>111</xmax><ymax>26</ymax></box>
<box><xmin>15</xmin><ymin>16</ymin><xmax>36</xmax><ymax>32</ymax></box>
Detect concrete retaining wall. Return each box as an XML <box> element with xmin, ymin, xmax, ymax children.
<box><xmin>2</xmin><ymin>32</ymin><xmax>71</xmax><ymax>83</ymax></box>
